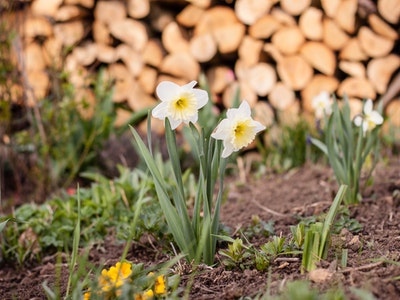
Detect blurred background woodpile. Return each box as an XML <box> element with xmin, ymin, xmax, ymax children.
<box><xmin>2</xmin><ymin>0</ymin><xmax>400</xmax><ymax>133</ymax></box>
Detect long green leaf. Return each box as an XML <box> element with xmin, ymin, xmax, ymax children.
<box><xmin>319</xmin><ymin>184</ymin><xmax>347</xmax><ymax>258</ymax></box>
<box><xmin>130</xmin><ymin>126</ymin><xmax>196</xmax><ymax>259</ymax></box>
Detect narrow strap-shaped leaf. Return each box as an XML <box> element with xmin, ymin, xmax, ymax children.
<box><xmin>130</xmin><ymin>126</ymin><xmax>196</xmax><ymax>259</ymax></box>
<box><xmin>319</xmin><ymin>184</ymin><xmax>347</xmax><ymax>258</ymax></box>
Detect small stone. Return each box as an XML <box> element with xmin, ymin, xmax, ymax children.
<box><xmin>308</xmin><ymin>268</ymin><xmax>333</xmax><ymax>283</ymax></box>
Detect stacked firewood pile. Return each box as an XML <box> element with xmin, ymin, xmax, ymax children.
<box><xmin>6</xmin><ymin>0</ymin><xmax>400</xmax><ymax>133</ymax></box>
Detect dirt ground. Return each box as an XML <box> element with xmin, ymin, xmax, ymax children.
<box><xmin>0</xmin><ymin>156</ymin><xmax>399</xmax><ymax>299</ymax></box>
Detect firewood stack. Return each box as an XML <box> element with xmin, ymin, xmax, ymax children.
<box><xmin>11</xmin><ymin>0</ymin><xmax>400</xmax><ymax>134</ymax></box>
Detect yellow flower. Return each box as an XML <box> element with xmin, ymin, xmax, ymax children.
<box><xmin>98</xmin><ymin>261</ymin><xmax>132</xmax><ymax>292</ymax></box>
<box><xmin>152</xmin><ymin>80</ymin><xmax>209</xmax><ymax>130</ymax></box>
<box><xmin>211</xmin><ymin>101</ymin><xmax>265</xmax><ymax>158</ymax></box>
<box><xmin>135</xmin><ymin>289</ymin><xmax>154</xmax><ymax>300</ymax></box>
<box><xmin>154</xmin><ymin>275</ymin><xmax>166</xmax><ymax>295</ymax></box>
<box><xmin>83</xmin><ymin>291</ymin><xmax>91</xmax><ymax>300</ymax></box>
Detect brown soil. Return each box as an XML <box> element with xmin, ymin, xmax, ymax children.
<box><xmin>1</xmin><ymin>157</ymin><xmax>399</xmax><ymax>299</ymax></box>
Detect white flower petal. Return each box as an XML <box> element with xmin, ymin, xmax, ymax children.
<box><xmin>182</xmin><ymin>80</ymin><xmax>197</xmax><ymax>91</ymax></box>
<box><xmin>363</xmin><ymin>99</ymin><xmax>373</xmax><ymax>114</ymax></box>
<box><xmin>354</xmin><ymin>115</ymin><xmax>363</xmax><ymax>127</ymax></box>
<box><xmin>156</xmin><ymin>81</ymin><xmax>180</xmax><ymax>102</ymax></box>
<box><xmin>370</xmin><ymin>111</ymin><xmax>383</xmax><ymax>125</ymax></box>
<box><xmin>152</xmin><ymin>101</ymin><xmax>169</xmax><ymax>120</ymax></box>
<box><xmin>168</xmin><ymin>117</ymin><xmax>182</xmax><ymax>130</ymax></box>
<box><xmin>221</xmin><ymin>142</ymin><xmax>234</xmax><ymax>158</ymax></box>
<box><xmin>192</xmin><ymin>89</ymin><xmax>209</xmax><ymax>108</ymax></box>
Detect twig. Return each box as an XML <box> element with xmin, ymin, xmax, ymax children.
<box><xmin>250</xmin><ymin>197</ymin><xmax>288</xmax><ymax>217</ymax></box>
<box><xmin>340</xmin><ymin>261</ymin><xmax>384</xmax><ymax>274</ymax></box>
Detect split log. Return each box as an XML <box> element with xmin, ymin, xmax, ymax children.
<box><xmin>31</xmin><ymin>0</ymin><xmax>63</xmax><ymax>17</ymax></box>
<box><xmin>23</xmin><ymin>16</ymin><xmax>53</xmax><ymax>40</ymax></box>
<box><xmin>234</xmin><ymin>0</ymin><xmax>274</xmax><ymax>25</ymax></box>
<box><xmin>159</xmin><ymin>52</ymin><xmax>200</xmax><ymax>80</ymax></box>
<box><xmin>127</xmin><ymin>0</ymin><xmax>150</xmax><ymax>19</ymax></box>
<box><xmin>24</xmin><ymin>42</ymin><xmax>46</xmax><ymax>71</ymax></box>
<box><xmin>161</xmin><ymin>21</ymin><xmax>190</xmax><ymax>54</ymax></box>
<box><xmin>339</xmin><ymin>61</ymin><xmax>366</xmax><ymax>78</ymax></box>
<box><xmin>42</xmin><ymin>37</ymin><xmax>63</xmax><ymax>68</ymax></box>
<box><xmin>270</xmin><ymin>7</ymin><xmax>297</xmax><ymax>26</ymax></box>
<box><xmin>189</xmin><ymin>33</ymin><xmax>217</xmax><ymax>62</ymax></box>
<box><xmin>213</xmin><ymin>23</ymin><xmax>246</xmax><ymax>54</ymax></box>
<box><xmin>280</xmin><ymin>0</ymin><xmax>311</xmax><ymax>16</ymax></box>
<box><xmin>71</xmin><ymin>43</ymin><xmax>97</xmax><ymax>66</ymax></box>
<box><xmin>368</xmin><ymin>14</ymin><xmax>399</xmax><ymax>40</ymax></box>
<box><xmin>322</xmin><ymin>18</ymin><xmax>350</xmax><ymax>50</ymax></box>
<box><xmin>367</xmin><ymin>54</ymin><xmax>400</xmax><ymax>94</ymax></box>
<box><xmin>245</xmin><ymin>63</ymin><xmax>277</xmax><ymax>96</ymax></box>
<box><xmin>271</xmin><ymin>26</ymin><xmax>305</xmax><ymax>55</ymax></box>
<box><xmin>339</xmin><ymin>38</ymin><xmax>369</xmax><ymax>61</ymax></box>
<box><xmin>300</xmin><ymin>42</ymin><xmax>336</xmax><ymax>76</ymax></box>
<box><xmin>301</xmin><ymin>75</ymin><xmax>339</xmax><ymax>113</ymax></box>
<box><xmin>55</xmin><ymin>5</ymin><xmax>90</xmax><ymax>22</ymax></box>
<box><xmin>268</xmin><ymin>81</ymin><xmax>296</xmax><ymax>111</ymax></box>
<box><xmin>64</xmin><ymin>0</ymin><xmax>94</xmax><ymax>9</ymax></box>
<box><xmin>96</xmin><ymin>44</ymin><xmax>118</xmax><ymax>63</ymax></box>
<box><xmin>238</xmin><ymin>35</ymin><xmax>263</xmax><ymax>67</ymax></box>
<box><xmin>334</xmin><ymin>0</ymin><xmax>358</xmax><ymax>34</ymax></box>
<box><xmin>116</xmin><ymin>44</ymin><xmax>144</xmax><ymax>77</ymax></box>
<box><xmin>337</xmin><ymin>77</ymin><xmax>376</xmax><ymax>100</ymax></box>
<box><xmin>126</xmin><ymin>82</ymin><xmax>157</xmax><ymax>112</ymax></box>
<box><xmin>248</xmin><ymin>14</ymin><xmax>281</xmax><ymax>39</ymax></box>
<box><xmin>277</xmin><ymin>100</ymin><xmax>301</xmax><ymax>126</ymax></box>
<box><xmin>188</xmin><ymin>0</ymin><xmax>212</xmax><ymax>8</ymax></box>
<box><xmin>26</xmin><ymin>70</ymin><xmax>49</xmax><ymax>105</ymax></box>
<box><xmin>109</xmin><ymin>19</ymin><xmax>148</xmax><ymax>52</ymax></box>
<box><xmin>142</xmin><ymin>39</ymin><xmax>164</xmax><ymax>68</ymax></box>
<box><xmin>298</xmin><ymin>7</ymin><xmax>323</xmax><ymax>41</ymax></box>
<box><xmin>92</xmin><ymin>20</ymin><xmax>112</xmax><ymax>45</ymax></box>
<box><xmin>222</xmin><ymin>81</ymin><xmax>257</xmax><ymax>108</ymax></box>
<box><xmin>377</xmin><ymin>0</ymin><xmax>400</xmax><ymax>24</ymax></box>
<box><xmin>176</xmin><ymin>4</ymin><xmax>205</xmax><ymax>27</ymax></box>
<box><xmin>206</xmin><ymin>66</ymin><xmax>235</xmax><ymax>95</ymax></box>
<box><xmin>358</xmin><ymin>26</ymin><xmax>394</xmax><ymax>57</ymax></box>
<box><xmin>54</xmin><ymin>20</ymin><xmax>87</xmax><ymax>47</ymax></box>
<box><xmin>94</xmin><ymin>1</ymin><xmax>126</xmax><ymax>25</ymax></box>
<box><xmin>106</xmin><ymin>63</ymin><xmax>133</xmax><ymax>103</ymax></box>
<box><xmin>137</xmin><ymin>66</ymin><xmax>158</xmax><ymax>94</ymax></box>
<box><xmin>276</xmin><ymin>55</ymin><xmax>313</xmax><ymax>91</ymax></box>
<box><xmin>253</xmin><ymin>101</ymin><xmax>275</xmax><ymax>128</ymax></box>
<box><xmin>385</xmin><ymin>99</ymin><xmax>400</xmax><ymax>127</ymax></box>
<box><xmin>320</xmin><ymin>0</ymin><xmax>341</xmax><ymax>18</ymax></box>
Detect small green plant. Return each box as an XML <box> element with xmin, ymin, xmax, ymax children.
<box><xmin>131</xmin><ymin>80</ymin><xmax>265</xmax><ymax>265</ymax></box>
<box><xmin>0</xmin><ymin>166</ymin><xmax>172</xmax><ymax>264</ymax></box>
<box><xmin>310</xmin><ymin>94</ymin><xmax>383</xmax><ymax>205</ymax></box>
<box><xmin>302</xmin><ymin>185</ymin><xmax>347</xmax><ymax>272</ymax></box>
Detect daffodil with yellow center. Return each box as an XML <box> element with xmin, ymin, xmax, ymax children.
<box><xmin>311</xmin><ymin>91</ymin><xmax>332</xmax><ymax>119</ymax></box>
<box><xmin>211</xmin><ymin>101</ymin><xmax>266</xmax><ymax>158</ymax></box>
<box><xmin>354</xmin><ymin>99</ymin><xmax>383</xmax><ymax>134</ymax></box>
<box><xmin>152</xmin><ymin>80</ymin><xmax>208</xmax><ymax>130</ymax></box>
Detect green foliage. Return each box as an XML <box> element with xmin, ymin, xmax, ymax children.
<box><xmin>262</xmin><ymin>119</ymin><xmax>323</xmax><ymax>172</ymax></box>
<box><xmin>0</xmin><ymin>166</ymin><xmax>170</xmax><ymax>264</ymax></box>
<box><xmin>310</xmin><ymin>97</ymin><xmax>382</xmax><ymax>204</ymax></box>
<box><xmin>302</xmin><ymin>185</ymin><xmax>347</xmax><ymax>272</ymax></box>
<box><xmin>131</xmin><ymin>113</ymin><xmax>228</xmax><ymax>265</ymax></box>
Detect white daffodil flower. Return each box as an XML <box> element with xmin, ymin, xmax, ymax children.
<box><xmin>312</xmin><ymin>91</ymin><xmax>333</xmax><ymax>119</ymax></box>
<box><xmin>353</xmin><ymin>99</ymin><xmax>383</xmax><ymax>134</ymax></box>
<box><xmin>211</xmin><ymin>101</ymin><xmax>266</xmax><ymax>158</ymax></box>
<box><xmin>152</xmin><ymin>80</ymin><xmax>208</xmax><ymax>130</ymax></box>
